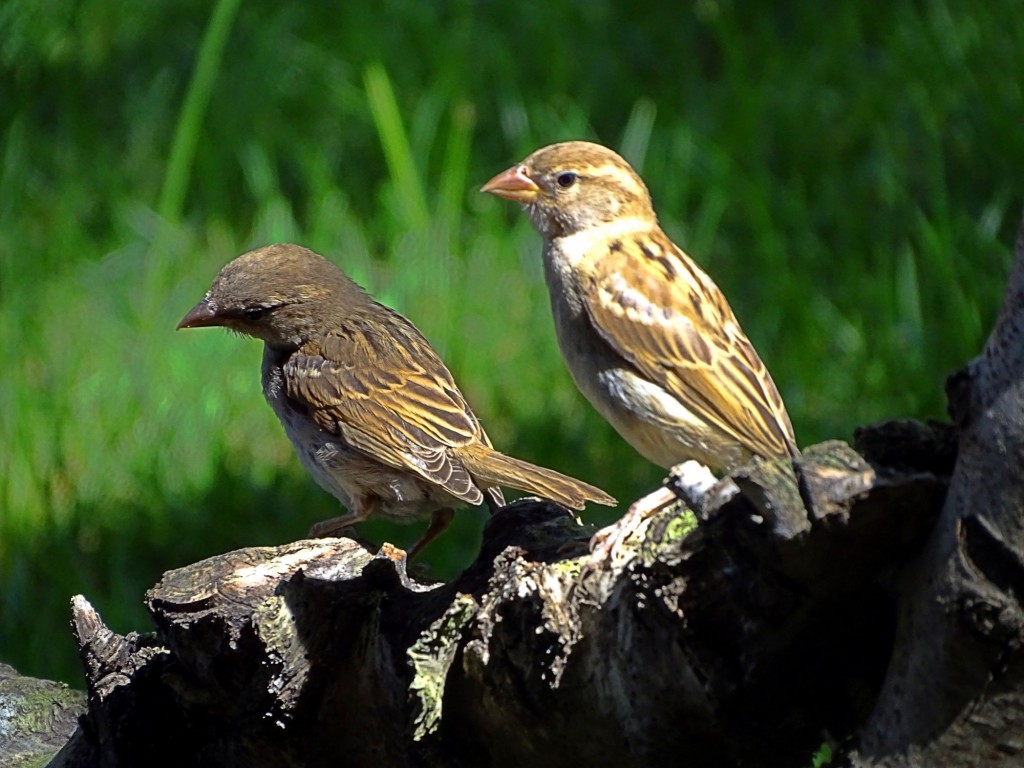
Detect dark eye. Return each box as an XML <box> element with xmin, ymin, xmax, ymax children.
<box><xmin>242</xmin><ymin>306</ymin><xmax>271</xmax><ymax>320</ymax></box>
<box><xmin>556</xmin><ymin>171</ymin><xmax>578</xmax><ymax>188</ymax></box>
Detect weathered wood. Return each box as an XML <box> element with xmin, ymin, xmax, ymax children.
<box><xmin>26</xmin><ymin>218</ymin><xmax>1024</xmax><ymax>768</ymax></box>
<box><xmin>0</xmin><ymin>663</ymin><xmax>85</xmax><ymax>766</ymax></box>
<box><xmin>846</xmin><ymin>221</ymin><xmax>1024</xmax><ymax>767</ymax></box>
<box><xmin>40</xmin><ymin>433</ymin><xmax>948</xmax><ymax>768</ymax></box>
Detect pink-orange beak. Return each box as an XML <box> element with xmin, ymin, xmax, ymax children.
<box><xmin>481</xmin><ymin>164</ymin><xmax>540</xmax><ymax>203</ymax></box>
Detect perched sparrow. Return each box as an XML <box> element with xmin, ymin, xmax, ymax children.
<box><xmin>483</xmin><ymin>142</ymin><xmax>797</xmax><ymax>553</ymax></box>
<box><xmin>178</xmin><ymin>244</ymin><xmax>615</xmax><ymax>558</ymax></box>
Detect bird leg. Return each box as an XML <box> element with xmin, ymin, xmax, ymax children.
<box><xmin>589</xmin><ymin>460</ymin><xmax>718</xmax><ymax>564</ymax></box>
<box><xmin>588</xmin><ymin>486</ymin><xmax>675</xmax><ymax>563</ymax></box>
<box><xmin>308</xmin><ymin>496</ymin><xmax>379</xmax><ymax>539</ymax></box>
<box><xmin>408</xmin><ymin>509</ymin><xmax>455</xmax><ymax>560</ymax></box>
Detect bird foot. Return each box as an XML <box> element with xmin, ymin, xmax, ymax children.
<box><xmin>588</xmin><ymin>461</ymin><xmax>718</xmax><ymax>567</ymax></box>
<box><xmin>666</xmin><ymin>460</ymin><xmax>718</xmax><ymax>504</ymax></box>
<box><xmin>307</xmin><ymin>520</ymin><xmax>358</xmax><ymax>539</ymax></box>
<box><xmin>587</xmin><ymin>485</ymin><xmax>676</xmax><ymax>566</ymax></box>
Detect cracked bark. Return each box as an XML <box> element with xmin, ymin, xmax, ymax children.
<box><xmin>847</xmin><ymin>219</ymin><xmax>1024</xmax><ymax>767</ymax></box>
<box><xmin>39</xmin><ymin>433</ymin><xmax>946</xmax><ymax>768</ymax></box>
<box><xmin>32</xmin><ymin>220</ymin><xmax>1024</xmax><ymax>768</ymax></box>
<box><xmin>0</xmin><ymin>663</ymin><xmax>85</xmax><ymax>765</ymax></box>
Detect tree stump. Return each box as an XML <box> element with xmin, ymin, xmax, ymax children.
<box><xmin>36</xmin><ymin>221</ymin><xmax>1024</xmax><ymax>767</ymax></box>
<box><xmin>0</xmin><ymin>663</ymin><xmax>85</xmax><ymax>766</ymax></box>
<box><xmin>41</xmin><ymin>428</ymin><xmax>947</xmax><ymax>768</ymax></box>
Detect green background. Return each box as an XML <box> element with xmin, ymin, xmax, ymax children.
<box><xmin>2</xmin><ymin>1</ymin><xmax>1020</xmax><ymax>688</ymax></box>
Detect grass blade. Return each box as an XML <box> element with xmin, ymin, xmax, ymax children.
<box><xmin>364</xmin><ymin>62</ymin><xmax>430</xmax><ymax>231</ymax></box>
<box><xmin>157</xmin><ymin>0</ymin><xmax>242</xmax><ymax>225</ymax></box>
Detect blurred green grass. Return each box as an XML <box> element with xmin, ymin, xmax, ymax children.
<box><xmin>1</xmin><ymin>1</ymin><xmax>1019</xmax><ymax>686</ymax></box>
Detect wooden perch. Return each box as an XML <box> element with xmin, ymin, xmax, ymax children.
<box><xmin>0</xmin><ymin>663</ymin><xmax>84</xmax><ymax>765</ymax></box>
<box><xmin>44</xmin><ymin>427</ymin><xmax>949</xmax><ymax>768</ymax></box>
<box><xmin>36</xmin><ymin>219</ymin><xmax>1024</xmax><ymax>768</ymax></box>
<box><xmin>847</xmin><ymin>219</ymin><xmax>1024</xmax><ymax>766</ymax></box>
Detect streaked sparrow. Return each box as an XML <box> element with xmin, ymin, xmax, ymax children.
<box><xmin>178</xmin><ymin>244</ymin><xmax>616</xmax><ymax>558</ymax></box>
<box><xmin>483</xmin><ymin>141</ymin><xmax>797</xmax><ymax>553</ymax></box>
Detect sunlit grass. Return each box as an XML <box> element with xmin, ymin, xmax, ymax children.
<box><xmin>0</xmin><ymin>1</ymin><xmax>1019</xmax><ymax>687</ymax></box>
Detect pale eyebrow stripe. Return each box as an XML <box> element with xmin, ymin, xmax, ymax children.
<box><xmin>586</xmin><ymin>162</ymin><xmax>647</xmax><ymax>199</ymax></box>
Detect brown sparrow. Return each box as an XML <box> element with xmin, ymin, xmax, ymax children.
<box><xmin>483</xmin><ymin>142</ymin><xmax>797</xmax><ymax>553</ymax></box>
<box><xmin>178</xmin><ymin>244</ymin><xmax>615</xmax><ymax>558</ymax></box>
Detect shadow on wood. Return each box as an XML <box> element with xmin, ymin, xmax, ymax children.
<box><xmin>44</xmin><ymin>427</ymin><xmax>950</xmax><ymax>768</ymax></box>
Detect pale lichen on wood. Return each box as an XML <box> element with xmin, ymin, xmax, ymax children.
<box><xmin>24</xmin><ymin>418</ymin><xmax>975</xmax><ymax>768</ymax></box>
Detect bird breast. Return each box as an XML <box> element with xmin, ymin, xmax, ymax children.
<box><xmin>540</xmin><ymin>235</ymin><xmax>750</xmax><ymax>473</ymax></box>
<box><xmin>260</xmin><ymin>348</ymin><xmax>455</xmax><ymax>523</ymax></box>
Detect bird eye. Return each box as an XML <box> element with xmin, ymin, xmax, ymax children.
<box><xmin>556</xmin><ymin>171</ymin><xmax>578</xmax><ymax>188</ymax></box>
<box><xmin>242</xmin><ymin>306</ymin><xmax>271</xmax><ymax>320</ymax></box>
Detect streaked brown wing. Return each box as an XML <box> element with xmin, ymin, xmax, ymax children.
<box><xmin>282</xmin><ymin>307</ymin><xmax>485</xmax><ymax>504</ymax></box>
<box><xmin>580</xmin><ymin>229</ymin><xmax>797</xmax><ymax>460</ymax></box>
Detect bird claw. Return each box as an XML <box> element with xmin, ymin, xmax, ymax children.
<box><xmin>308</xmin><ymin>519</ymin><xmax>357</xmax><ymax>539</ymax></box>
<box><xmin>587</xmin><ymin>485</ymin><xmax>678</xmax><ymax>566</ymax></box>
<box><xmin>587</xmin><ymin>461</ymin><xmax>717</xmax><ymax>568</ymax></box>
<box><xmin>666</xmin><ymin>460</ymin><xmax>718</xmax><ymax>504</ymax></box>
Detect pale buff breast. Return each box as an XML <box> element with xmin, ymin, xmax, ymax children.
<box><xmin>541</xmin><ymin>236</ymin><xmax>751</xmax><ymax>473</ymax></box>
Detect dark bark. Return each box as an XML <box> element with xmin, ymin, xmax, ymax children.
<box><xmin>33</xmin><ymin>219</ymin><xmax>1024</xmax><ymax>768</ymax></box>
<box><xmin>845</xmin><ymin>221</ymin><xmax>1024</xmax><ymax>767</ymax></box>
<box><xmin>43</xmin><ymin>432</ymin><xmax>949</xmax><ymax>768</ymax></box>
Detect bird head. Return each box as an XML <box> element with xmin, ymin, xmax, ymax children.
<box><xmin>178</xmin><ymin>244</ymin><xmax>367</xmax><ymax>349</ymax></box>
<box><xmin>481</xmin><ymin>141</ymin><xmax>656</xmax><ymax>238</ymax></box>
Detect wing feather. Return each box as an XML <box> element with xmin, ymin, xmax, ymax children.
<box><xmin>282</xmin><ymin>307</ymin><xmax>485</xmax><ymax>504</ymax></box>
<box><xmin>581</xmin><ymin>230</ymin><xmax>797</xmax><ymax>460</ymax></box>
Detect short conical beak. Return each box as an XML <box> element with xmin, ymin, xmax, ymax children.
<box><xmin>177</xmin><ymin>297</ymin><xmax>221</xmax><ymax>330</ymax></box>
<box><xmin>481</xmin><ymin>164</ymin><xmax>540</xmax><ymax>203</ymax></box>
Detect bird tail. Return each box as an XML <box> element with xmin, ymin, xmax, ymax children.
<box><xmin>462</xmin><ymin>449</ymin><xmax>617</xmax><ymax>511</ymax></box>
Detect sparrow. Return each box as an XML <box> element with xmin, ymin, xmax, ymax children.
<box><xmin>177</xmin><ymin>244</ymin><xmax>616</xmax><ymax>558</ymax></box>
<box><xmin>482</xmin><ymin>141</ymin><xmax>798</xmax><ymax>554</ymax></box>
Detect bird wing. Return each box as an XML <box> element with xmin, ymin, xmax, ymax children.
<box><xmin>281</xmin><ymin>308</ymin><xmax>485</xmax><ymax>504</ymax></box>
<box><xmin>579</xmin><ymin>228</ymin><xmax>797</xmax><ymax>460</ymax></box>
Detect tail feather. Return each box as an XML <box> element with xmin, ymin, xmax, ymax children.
<box><xmin>462</xmin><ymin>449</ymin><xmax>616</xmax><ymax>510</ymax></box>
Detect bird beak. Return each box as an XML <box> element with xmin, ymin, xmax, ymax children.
<box><xmin>481</xmin><ymin>164</ymin><xmax>540</xmax><ymax>203</ymax></box>
<box><xmin>177</xmin><ymin>297</ymin><xmax>222</xmax><ymax>330</ymax></box>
